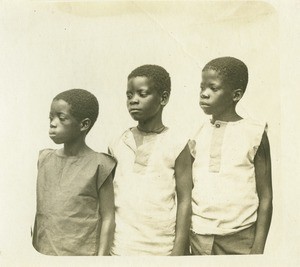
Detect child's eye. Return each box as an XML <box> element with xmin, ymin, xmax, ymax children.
<box><xmin>139</xmin><ymin>92</ymin><xmax>148</xmax><ymax>97</ymax></box>
<box><xmin>126</xmin><ymin>93</ymin><xmax>133</xmax><ymax>99</ymax></box>
<box><xmin>59</xmin><ymin>117</ymin><xmax>66</xmax><ymax>121</ymax></box>
<box><xmin>211</xmin><ymin>87</ymin><xmax>218</xmax><ymax>91</ymax></box>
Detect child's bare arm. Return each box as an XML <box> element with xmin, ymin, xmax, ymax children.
<box><xmin>98</xmin><ymin>174</ymin><xmax>115</xmax><ymax>256</ymax></box>
<box><xmin>251</xmin><ymin>131</ymin><xmax>273</xmax><ymax>254</ymax></box>
<box><xmin>171</xmin><ymin>144</ymin><xmax>193</xmax><ymax>256</ymax></box>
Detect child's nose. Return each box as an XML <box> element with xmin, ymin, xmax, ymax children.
<box><xmin>50</xmin><ymin>118</ymin><xmax>58</xmax><ymax>128</ymax></box>
<box><xmin>200</xmin><ymin>88</ymin><xmax>209</xmax><ymax>99</ymax></box>
<box><xmin>129</xmin><ymin>94</ymin><xmax>139</xmax><ymax>104</ymax></box>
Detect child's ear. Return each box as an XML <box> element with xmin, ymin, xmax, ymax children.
<box><xmin>160</xmin><ymin>91</ymin><xmax>170</xmax><ymax>106</ymax></box>
<box><xmin>80</xmin><ymin>118</ymin><xmax>91</xmax><ymax>132</ymax></box>
<box><xmin>233</xmin><ymin>89</ymin><xmax>244</xmax><ymax>102</ymax></box>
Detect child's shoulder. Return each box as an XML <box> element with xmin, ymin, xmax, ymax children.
<box><xmin>110</xmin><ymin>128</ymin><xmax>131</xmax><ymax>141</ymax></box>
<box><xmin>240</xmin><ymin>117</ymin><xmax>268</xmax><ymax>134</ymax></box>
<box><xmin>160</xmin><ymin>127</ymin><xmax>192</xmax><ymax>159</ymax></box>
<box><xmin>38</xmin><ymin>148</ymin><xmax>55</xmax><ymax>160</ymax></box>
<box><xmin>95</xmin><ymin>152</ymin><xmax>117</xmax><ymax>166</ymax></box>
<box><xmin>37</xmin><ymin>148</ymin><xmax>57</xmax><ymax>169</ymax></box>
<box><xmin>242</xmin><ymin>117</ymin><xmax>266</xmax><ymax>127</ymax></box>
<box><xmin>188</xmin><ymin>119</ymin><xmax>208</xmax><ymax>139</ymax></box>
<box><xmin>39</xmin><ymin>148</ymin><xmax>55</xmax><ymax>155</ymax></box>
<box><xmin>94</xmin><ymin>152</ymin><xmax>117</xmax><ymax>182</ymax></box>
<box><xmin>108</xmin><ymin>128</ymin><xmax>132</xmax><ymax>151</ymax></box>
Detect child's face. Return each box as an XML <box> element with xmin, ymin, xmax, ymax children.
<box><xmin>199</xmin><ymin>69</ymin><xmax>235</xmax><ymax>117</ymax></box>
<box><xmin>126</xmin><ymin>76</ymin><xmax>163</xmax><ymax>122</ymax></box>
<box><xmin>49</xmin><ymin>99</ymin><xmax>82</xmax><ymax>144</ymax></box>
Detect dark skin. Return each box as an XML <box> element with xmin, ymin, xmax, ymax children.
<box><xmin>126</xmin><ymin>77</ymin><xmax>193</xmax><ymax>255</ymax></box>
<box><xmin>49</xmin><ymin>99</ymin><xmax>115</xmax><ymax>255</ymax></box>
<box><xmin>49</xmin><ymin>99</ymin><xmax>91</xmax><ymax>156</ymax></box>
<box><xmin>251</xmin><ymin>131</ymin><xmax>273</xmax><ymax>254</ymax></box>
<box><xmin>98</xmin><ymin>174</ymin><xmax>115</xmax><ymax>255</ymax></box>
<box><xmin>127</xmin><ymin>76</ymin><xmax>166</xmax><ymax>132</ymax></box>
<box><xmin>200</xmin><ymin>69</ymin><xmax>244</xmax><ymax>123</ymax></box>
<box><xmin>172</xmin><ymin>143</ymin><xmax>193</xmax><ymax>255</ymax></box>
<box><xmin>200</xmin><ymin>70</ymin><xmax>273</xmax><ymax>253</ymax></box>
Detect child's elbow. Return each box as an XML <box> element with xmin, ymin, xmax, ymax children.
<box><xmin>102</xmin><ymin>214</ymin><xmax>115</xmax><ymax>227</ymax></box>
<box><xmin>259</xmin><ymin>194</ymin><xmax>273</xmax><ymax>212</ymax></box>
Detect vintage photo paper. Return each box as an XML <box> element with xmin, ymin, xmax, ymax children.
<box><xmin>0</xmin><ymin>0</ymin><xmax>299</xmax><ymax>266</ymax></box>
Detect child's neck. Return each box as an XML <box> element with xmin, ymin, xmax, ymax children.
<box><xmin>137</xmin><ymin>116</ymin><xmax>165</xmax><ymax>133</ymax></box>
<box><xmin>211</xmin><ymin>110</ymin><xmax>242</xmax><ymax>124</ymax></box>
<box><xmin>63</xmin><ymin>137</ymin><xmax>91</xmax><ymax>157</ymax></box>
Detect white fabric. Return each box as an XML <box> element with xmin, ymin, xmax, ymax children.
<box><xmin>191</xmin><ymin>118</ymin><xmax>266</xmax><ymax>236</ymax></box>
<box><xmin>109</xmin><ymin>128</ymin><xmax>187</xmax><ymax>255</ymax></box>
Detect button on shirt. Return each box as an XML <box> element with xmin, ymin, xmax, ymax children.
<box><xmin>191</xmin><ymin>118</ymin><xmax>266</xmax><ymax>236</ymax></box>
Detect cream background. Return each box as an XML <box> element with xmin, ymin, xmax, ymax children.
<box><xmin>0</xmin><ymin>0</ymin><xmax>298</xmax><ymax>266</ymax></box>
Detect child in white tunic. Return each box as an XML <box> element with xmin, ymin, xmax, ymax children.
<box><xmin>190</xmin><ymin>57</ymin><xmax>273</xmax><ymax>255</ymax></box>
<box><xmin>109</xmin><ymin>65</ymin><xmax>193</xmax><ymax>255</ymax></box>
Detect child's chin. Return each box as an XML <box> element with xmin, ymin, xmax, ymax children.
<box><xmin>201</xmin><ymin>109</ymin><xmax>212</xmax><ymax>115</ymax></box>
<box><xmin>130</xmin><ymin>114</ymin><xmax>142</xmax><ymax>121</ymax></box>
<box><xmin>50</xmin><ymin>137</ymin><xmax>63</xmax><ymax>145</ymax></box>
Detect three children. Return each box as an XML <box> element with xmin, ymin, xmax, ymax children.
<box><xmin>33</xmin><ymin>57</ymin><xmax>273</xmax><ymax>256</ymax></box>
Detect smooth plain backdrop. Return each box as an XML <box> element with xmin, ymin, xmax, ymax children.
<box><xmin>0</xmin><ymin>0</ymin><xmax>298</xmax><ymax>266</ymax></box>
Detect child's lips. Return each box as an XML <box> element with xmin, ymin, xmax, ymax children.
<box><xmin>129</xmin><ymin>108</ymin><xmax>142</xmax><ymax>113</ymax></box>
<box><xmin>200</xmin><ymin>102</ymin><xmax>210</xmax><ymax>107</ymax></box>
<box><xmin>49</xmin><ymin>131</ymin><xmax>56</xmax><ymax>137</ymax></box>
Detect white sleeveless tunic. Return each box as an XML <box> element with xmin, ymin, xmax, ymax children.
<box><xmin>109</xmin><ymin>128</ymin><xmax>187</xmax><ymax>255</ymax></box>
<box><xmin>191</xmin><ymin>118</ymin><xmax>267</xmax><ymax>236</ymax></box>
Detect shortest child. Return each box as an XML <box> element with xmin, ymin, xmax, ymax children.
<box><xmin>190</xmin><ymin>57</ymin><xmax>273</xmax><ymax>255</ymax></box>
<box><xmin>32</xmin><ymin>89</ymin><xmax>116</xmax><ymax>256</ymax></box>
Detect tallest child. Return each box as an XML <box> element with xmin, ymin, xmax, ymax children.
<box><xmin>190</xmin><ymin>57</ymin><xmax>273</xmax><ymax>255</ymax></box>
<box><xmin>109</xmin><ymin>65</ymin><xmax>193</xmax><ymax>255</ymax></box>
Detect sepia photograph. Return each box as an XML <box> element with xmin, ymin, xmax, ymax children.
<box><xmin>0</xmin><ymin>0</ymin><xmax>299</xmax><ymax>266</ymax></box>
